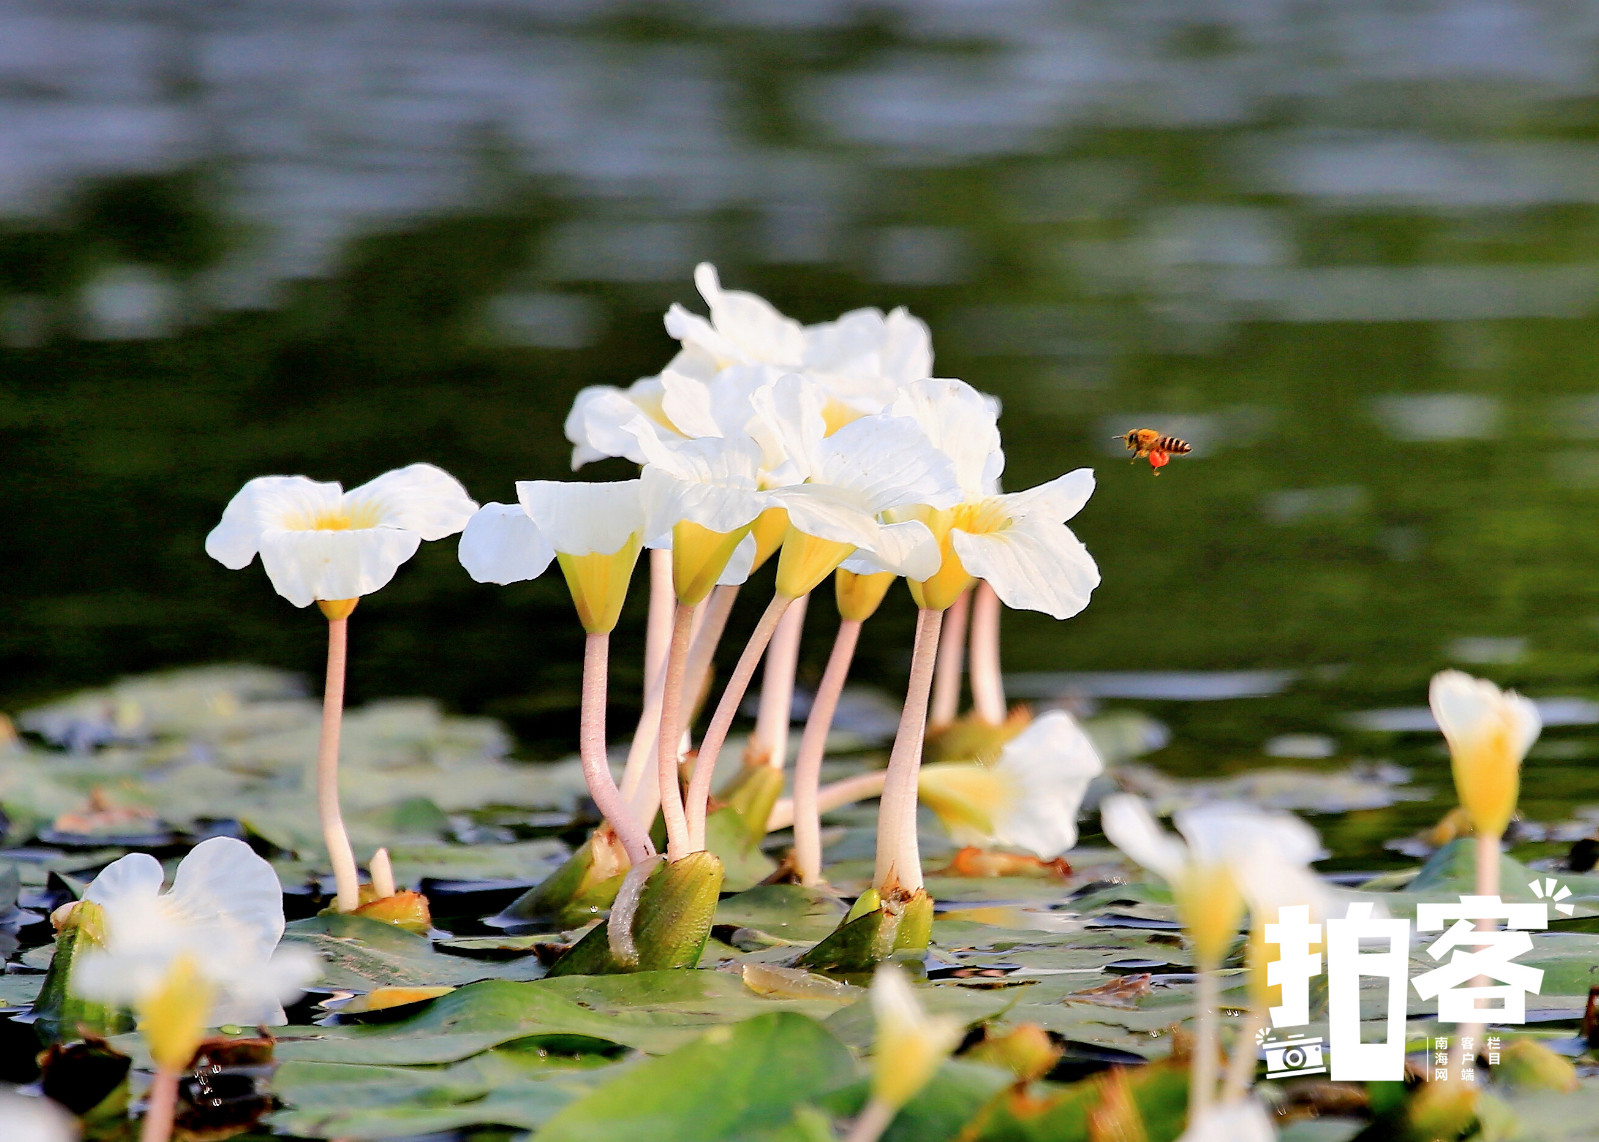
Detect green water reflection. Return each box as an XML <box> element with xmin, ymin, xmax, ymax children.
<box><xmin>5</xmin><ymin>4</ymin><xmax>1599</xmax><ymax>853</ymax></box>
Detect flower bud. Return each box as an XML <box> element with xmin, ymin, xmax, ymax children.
<box><xmin>869</xmin><ymin>965</ymin><xmax>962</xmax><ymax>1111</ymax></box>
<box><xmin>1429</xmin><ymin>671</ymin><xmax>1540</xmax><ymax>839</ymax></box>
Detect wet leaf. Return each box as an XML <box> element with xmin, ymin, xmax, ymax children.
<box><xmin>275</xmin><ymin>971</ymin><xmax>852</xmax><ymax>1065</ymax></box>
<box><xmin>535</xmin><ymin>1012</ymin><xmax>857</xmax><ymax>1142</ymax></box>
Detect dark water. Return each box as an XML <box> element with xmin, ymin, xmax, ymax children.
<box><xmin>7</xmin><ymin>0</ymin><xmax>1599</xmax><ymax>831</ymax></box>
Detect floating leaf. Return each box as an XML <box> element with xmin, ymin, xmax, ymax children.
<box><xmin>535</xmin><ymin>1013</ymin><xmax>857</xmax><ymax>1142</ymax></box>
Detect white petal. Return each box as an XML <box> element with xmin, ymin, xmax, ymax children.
<box><xmin>516</xmin><ymin>479</ymin><xmax>646</xmax><ymax>556</ymax></box>
<box><xmin>565</xmin><ymin>382</ymin><xmax>669</xmax><ymax>465</ymax></box>
<box><xmin>343</xmin><ymin>464</ymin><xmax>478</xmax><ymax>540</ymax></box>
<box><xmin>1177</xmin><ymin>1099</ymin><xmax>1277</xmax><ymax>1142</ymax></box>
<box><xmin>890</xmin><ymin>379</ymin><xmax>1003</xmax><ymax>498</ymax></box>
<box><xmin>952</xmin><ymin>517</ymin><xmax>1099</xmax><ymax>621</ymax></box>
<box><xmin>459</xmin><ymin>503</ymin><xmax>557</xmax><ymax>584</ymax></box>
<box><xmin>1506</xmin><ymin>690</ymin><xmax>1543</xmax><ymax>760</ymax></box>
<box><xmin>1175</xmin><ymin>803</ymin><xmax>1319</xmax><ymax>869</ymax></box>
<box><xmin>204</xmin><ymin>476</ymin><xmax>342</xmax><ymax>569</ymax></box>
<box><xmin>748</xmin><ymin>373</ymin><xmax>827</xmax><ymax>482</ymax></box>
<box><xmin>881</xmin><ymin>306</ymin><xmax>934</xmax><ymax>383</ymax></box>
<box><xmin>770</xmin><ymin>483</ymin><xmax>881</xmax><ymax>549</ymax></box>
<box><xmin>850</xmin><ymin>520</ymin><xmax>941</xmax><ymax>580</ymax></box>
<box><xmin>717</xmin><ymin>533</ymin><xmax>758</xmax><ymax>586</ymax></box>
<box><xmin>636</xmin><ymin>436</ymin><xmax>770</xmax><ymax>536</ymax></box>
<box><xmin>84</xmin><ymin>852</ymin><xmax>165</xmax><ymax>909</ymax></box>
<box><xmin>664</xmin><ymin>303</ymin><xmax>750</xmax><ymax>367</ymax></box>
<box><xmin>1428</xmin><ymin>670</ymin><xmax>1498</xmax><ymax>752</ymax></box>
<box><xmin>658</xmin><ymin>370</ymin><xmax>724</xmax><ymax>439</ymax></box>
<box><xmin>257</xmin><ymin>528</ymin><xmax>421</xmax><ymax>607</ymax></box>
<box><xmin>1002</xmin><ymin>468</ymin><xmax>1096</xmax><ymax>523</ymax></box>
<box><xmin>990</xmin><ymin>712</ymin><xmax>1103</xmax><ymax>859</ymax></box>
<box><xmin>166</xmin><ymin>837</ymin><xmax>286</xmax><ymax>959</ymax></box>
<box><xmin>812</xmin><ymin>414</ymin><xmax>962</xmax><ymax>512</ymax></box>
<box><xmin>211</xmin><ymin>946</ymin><xmax>321</xmax><ymax>1026</ymax></box>
<box><xmin>802</xmin><ymin>307</ymin><xmax>892</xmax><ymax>372</ymax></box>
<box><xmin>1100</xmin><ymin>794</ymin><xmax>1188</xmax><ymax>883</ymax></box>
<box><xmin>0</xmin><ymin>1088</ymin><xmax>77</xmax><ymax>1142</ymax></box>
<box><xmin>694</xmin><ymin>262</ymin><xmax>806</xmax><ymax>366</ymax></box>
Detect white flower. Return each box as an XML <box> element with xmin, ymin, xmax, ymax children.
<box><xmin>639</xmin><ymin>434</ymin><xmax>773</xmax><ymax>541</ymax></box>
<box><xmin>868</xmin><ymin>964</ymin><xmax>963</xmax><ymax>1111</ymax></box>
<box><xmin>897</xmin><ymin>468</ymin><xmax>1100</xmax><ymax>618</ymax></box>
<box><xmin>665</xmin><ymin>263</ymin><xmax>933</xmax><ymax>399</ymax></box>
<box><xmin>741</xmin><ymin>375</ymin><xmax>958</xmax><ymax>588</ymax></box>
<box><xmin>460</xmin><ymin>480</ymin><xmax>648</xmax><ymax>633</ymax></box>
<box><xmin>1101</xmin><ymin>795</ymin><xmax>1327</xmax><ymax>965</ymax></box>
<box><xmin>919</xmin><ymin>711</ymin><xmax>1104</xmax><ymax>859</ymax></box>
<box><xmin>565</xmin><ymin>264</ymin><xmax>935</xmax><ymax>469</ymax></box>
<box><xmin>206</xmin><ymin>464</ymin><xmax>477</xmax><ymax>608</ymax></box>
<box><xmin>665</xmin><ymin>263</ymin><xmax>807</xmax><ymax>373</ymax></box>
<box><xmin>73</xmin><ymin>837</ymin><xmax>319</xmax><ymax>1027</ymax></box>
<box><xmin>0</xmin><ymin>1089</ymin><xmax>77</xmax><ymax>1142</ymax></box>
<box><xmin>565</xmin><ymin>378</ymin><xmax>671</xmax><ymax>468</ymax></box>
<box><xmin>1177</xmin><ymin>1099</ymin><xmax>1278</xmax><ymax>1142</ymax></box>
<box><xmin>1429</xmin><ymin>669</ymin><xmax>1541</xmax><ymax>838</ymax></box>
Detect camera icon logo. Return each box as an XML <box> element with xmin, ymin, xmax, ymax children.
<box><xmin>1262</xmin><ymin>1034</ymin><xmax>1326</xmax><ymax>1079</ymax></box>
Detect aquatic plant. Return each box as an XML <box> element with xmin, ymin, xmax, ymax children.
<box><xmin>205</xmin><ymin>464</ymin><xmax>476</xmax><ymax>911</ymax></box>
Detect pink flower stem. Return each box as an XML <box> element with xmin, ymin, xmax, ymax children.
<box><xmin>682</xmin><ymin>583</ymin><xmax>740</xmax><ymax>722</ymax></box>
<box><xmin>624</xmin><ymin>587</ymin><xmax>731</xmax><ymax>827</ymax></box>
<box><xmin>140</xmin><ymin>1066</ymin><xmax>180</xmax><ymax>1142</ymax></box>
<box><xmin>581</xmin><ymin>633</ymin><xmax>655</xmax><ymax>866</ymax></box>
<box><xmin>656</xmin><ymin>603</ymin><xmax>698</xmax><ymax>861</ymax></box>
<box><xmin>791</xmin><ymin>617</ymin><xmax>862</xmax><ymax>884</ymax></box>
<box><xmin>766</xmin><ymin>769</ymin><xmax>886</xmax><ymax>832</ymax></box>
<box><xmin>746</xmin><ymin>594</ymin><xmax>808</xmax><ymax>768</ymax></box>
<box><xmin>843</xmin><ymin>1098</ymin><xmax>896</xmax><ymax>1142</ymax></box>
<box><xmin>928</xmin><ymin>588</ymin><xmax>969</xmax><ymax>730</ymax></box>
<box><xmin>969</xmin><ymin>580</ymin><xmax>1006</xmax><ymax>724</ymax></box>
<box><xmin>318</xmin><ymin>617</ymin><xmax>361</xmax><ymax>913</ymax></box>
<box><xmin>643</xmin><ymin>548</ymin><xmax>674</xmax><ymax>690</ymax></box>
<box><xmin>873</xmin><ymin>607</ymin><xmax>944</xmax><ymax>894</ymax></box>
<box><xmin>683</xmin><ymin>593</ymin><xmax>794</xmax><ymax>853</ymax></box>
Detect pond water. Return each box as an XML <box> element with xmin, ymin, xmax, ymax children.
<box><xmin>7</xmin><ymin>0</ymin><xmax>1599</xmax><ymax>858</ymax></box>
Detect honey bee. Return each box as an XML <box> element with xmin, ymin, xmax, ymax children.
<box><xmin>1117</xmin><ymin>428</ymin><xmax>1192</xmax><ymax>473</ymax></box>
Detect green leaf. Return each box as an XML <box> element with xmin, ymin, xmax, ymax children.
<box><xmin>274</xmin><ymin>971</ymin><xmax>854</xmax><ymax>1065</ymax></box>
<box><xmin>272</xmin><ymin>1043</ymin><xmax>609</xmax><ymax>1138</ymax></box>
<box><xmin>281</xmin><ymin>914</ymin><xmax>545</xmax><ymax>989</ymax></box>
<box><xmin>535</xmin><ymin>1012</ymin><xmax>857</xmax><ymax>1142</ymax></box>
<box><xmin>716</xmin><ymin>884</ymin><xmax>850</xmax><ymax>945</ymax></box>
<box><xmin>705</xmin><ymin>806</ymin><xmax>779</xmax><ymax>891</ymax></box>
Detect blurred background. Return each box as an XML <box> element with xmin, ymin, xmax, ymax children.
<box><xmin>6</xmin><ymin>0</ymin><xmax>1599</xmax><ymax>827</ymax></box>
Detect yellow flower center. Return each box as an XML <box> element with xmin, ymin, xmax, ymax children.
<box><xmin>557</xmin><ymin>532</ymin><xmax>644</xmax><ymax>633</ymax></box>
<box><xmin>285</xmin><ymin>501</ymin><xmax>384</xmax><ymax>532</ymax></box>
<box><xmin>835</xmin><ymin>568</ymin><xmax>896</xmax><ymax>622</ymax></box>
<box><xmin>906</xmin><ymin>499</ymin><xmax>1011</xmax><ymax>611</ymax></box>
<box><xmin>821</xmin><ymin>398</ymin><xmax>866</xmax><ymax>436</ymax></box>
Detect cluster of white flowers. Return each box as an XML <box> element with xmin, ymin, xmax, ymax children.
<box><xmin>203</xmin><ymin>263</ymin><xmax>1108</xmax><ymax>890</ymax></box>
<box><xmin>465</xmin><ymin>263</ymin><xmax>1099</xmax><ymax>621</ymax></box>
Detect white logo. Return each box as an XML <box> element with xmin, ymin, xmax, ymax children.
<box><xmin>1262</xmin><ymin>889</ymin><xmax>1559</xmax><ymax>1082</ymax></box>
